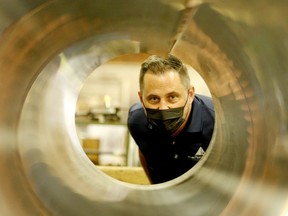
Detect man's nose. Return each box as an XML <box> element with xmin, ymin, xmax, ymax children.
<box><xmin>158</xmin><ymin>101</ymin><xmax>170</xmax><ymax>110</ymax></box>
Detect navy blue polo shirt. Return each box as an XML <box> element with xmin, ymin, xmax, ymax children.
<box><xmin>127</xmin><ymin>94</ymin><xmax>215</xmax><ymax>184</ymax></box>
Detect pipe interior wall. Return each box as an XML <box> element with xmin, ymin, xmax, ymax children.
<box><xmin>0</xmin><ymin>0</ymin><xmax>287</xmax><ymax>215</ymax></box>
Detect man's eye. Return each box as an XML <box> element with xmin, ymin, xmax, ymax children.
<box><xmin>168</xmin><ymin>95</ymin><xmax>178</xmax><ymax>101</ymax></box>
<box><xmin>149</xmin><ymin>97</ymin><xmax>159</xmax><ymax>103</ymax></box>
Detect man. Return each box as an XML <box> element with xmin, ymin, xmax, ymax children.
<box><xmin>127</xmin><ymin>54</ymin><xmax>214</xmax><ymax>184</ymax></box>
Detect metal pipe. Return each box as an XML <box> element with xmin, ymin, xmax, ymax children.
<box><xmin>0</xmin><ymin>0</ymin><xmax>287</xmax><ymax>215</ymax></box>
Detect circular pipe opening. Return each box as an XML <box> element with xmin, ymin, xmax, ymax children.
<box><xmin>0</xmin><ymin>1</ymin><xmax>287</xmax><ymax>215</ymax></box>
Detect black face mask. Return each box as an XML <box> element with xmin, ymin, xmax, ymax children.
<box><xmin>145</xmin><ymin>106</ymin><xmax>185</xmax><ymax>134</ymax></box>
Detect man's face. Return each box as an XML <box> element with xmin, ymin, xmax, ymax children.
<box><xmin>138</xmin><ymin>69</ymin><xmax>194</xmax><ymax>115</ymax></box>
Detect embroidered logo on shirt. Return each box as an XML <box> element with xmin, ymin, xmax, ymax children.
<box><xmin>188</xmin><ymin>147</ymin><xmax>205</xmax><ymax>162</ymax></box>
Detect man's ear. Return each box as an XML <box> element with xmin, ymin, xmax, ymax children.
<box><xmin>188</xmin><ymin>86</ymin><xmax>195</xmax><ymax>101</ymax></box>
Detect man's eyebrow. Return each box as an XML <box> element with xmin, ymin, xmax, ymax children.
<box><xmin>166</xmin><ymin>91</ymin><xmax>180</xmax><ymax>96</ymax></box>
<box><xmin>146</xmin><ymin>94</ymin><xmax>159</xmax><ymax>99</ymax></box>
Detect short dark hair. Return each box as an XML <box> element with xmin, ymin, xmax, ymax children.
<box><xmin>139</xmin><ymin>54</ymin><xmax>190</xmax><ymax>91</ymax></box>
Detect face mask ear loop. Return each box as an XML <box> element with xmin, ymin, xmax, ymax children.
<box><xmin>181</xmin><ymin>90</ymin><xmax>191</xmax><ymax>120</ymax></box>
<box><xmin>183</xmin><ymin>90</ymin><xmax>190</xmax><ymax>107</ymax></box>
<box><xmin>141</xmin><ymin>98</ymin><xmax>149</xmax><ymax>110</ymax></box>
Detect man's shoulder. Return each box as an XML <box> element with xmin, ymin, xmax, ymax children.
<box><xmin>129</xmin><ymin>102</ymin><xmax>143</xmax><ymax>113</ymax></box>
<box><xmin>194</xmin><ymin>94</ymin><xmax>214</xmax><ymax>112</ymax></box>
<box><xmin>128</xmin><ymin>102</ymin><xmax>146</xmax><ymax>126</ymax></box>
<box><xmin>195</xmin><ymin>94</ymin><xmax>215</xmax><ymax>134</ymax></box>
<box><xmin>127</xmin><ymin>102</ymin><xmax>150</xmax><ymax>143</ymax></box>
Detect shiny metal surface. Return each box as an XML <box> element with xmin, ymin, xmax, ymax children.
<box><xmin>0</xmin><ymin>0</ymin><xmax>287</xmax><ymax>215</ymax></box>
